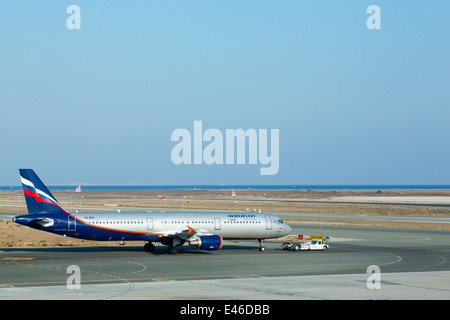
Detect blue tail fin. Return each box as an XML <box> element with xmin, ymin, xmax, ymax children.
<box><xmin>19</xmin><ymin>169</ymin><xmax>68</xmax><ymax>215</ymax></box>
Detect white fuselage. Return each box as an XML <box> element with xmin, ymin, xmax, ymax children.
<box><xmin>71</xmin><ymin>211</ymin><xmax>291</xmax><ymax>240</ymax></box>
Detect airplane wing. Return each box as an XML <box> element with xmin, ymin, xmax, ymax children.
<box><xmin>159</xmin><ymin>225</ymin><xmax>214</xmax><ymax>246</ymax></box>
<box><xmin>161</xmin><ymin>225</ymin><xmax>213</xmax><ymax>240</ymax></box>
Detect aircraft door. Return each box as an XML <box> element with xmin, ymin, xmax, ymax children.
<box><xmin>265</xmin><ymin>215</ymin><xmax>272</xmax><ymax>230</ymax></box>
<box><xmin>214</xmin><ymin>217</ymin><xmax>221</xmax><ymax>230</ymax></box>
<box><xmin>147</xmin><ymin>217</ymin><xmax>153</xmax><ymax>230</ymax></box>
<box><xmin>68</xmin><ymin>215</ymin><xmax>76</xmax><ymax>231</ymax></box>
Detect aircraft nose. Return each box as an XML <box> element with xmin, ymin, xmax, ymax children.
<box><xmin>285</xmin><ymin>224</ymin><xmax>292</xmax><ymax>235</ymax></box>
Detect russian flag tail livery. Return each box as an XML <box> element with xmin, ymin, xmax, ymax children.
<box><xmin>19</xmin><ymin>169</ymin><xmax>68</xmax><ymax>215</ymax></box>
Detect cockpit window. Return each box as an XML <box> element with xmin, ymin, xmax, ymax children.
<box><xmin>277</xmin><ymin>219</ymin><xmax>284</xmax><ymax>224</ymax></box>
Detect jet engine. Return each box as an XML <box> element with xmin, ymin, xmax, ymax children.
<box><xmin>188</xmin><ymin>235</ymin><xmax>223</xmax><ymax>250</ymax></box>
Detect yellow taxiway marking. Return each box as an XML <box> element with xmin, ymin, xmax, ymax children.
<box><xmin>2</xmin><ymin>257</ymin><xmax>35</xmax><ymax>261</ymax></box>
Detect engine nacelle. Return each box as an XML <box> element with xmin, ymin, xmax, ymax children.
<box><xmin>188</xmin><ymin>235</ymin><xmax>223</xmax><ymax>250</ymax></box>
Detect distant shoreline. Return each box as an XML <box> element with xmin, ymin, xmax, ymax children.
<box><xmin>1</xmin><ymin>185</ymin><xmax>450</xmax><ymax>191</ymax></box>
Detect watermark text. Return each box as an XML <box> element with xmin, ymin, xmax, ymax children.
<box><xmin>171</xmin><ymin>121</ymin><xmax>279</xmax><ymax>175</ymax></box>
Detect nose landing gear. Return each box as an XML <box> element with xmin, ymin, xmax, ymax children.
<box><xmin>258</xmin><ymin>239</ymin><xmax>266</xmax><ymax>252</ymax></box>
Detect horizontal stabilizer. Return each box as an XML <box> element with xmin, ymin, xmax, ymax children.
<box><xmin>30</xmin><ymin>218</ymin><xmax>55</xmax><ymax>228</ymax></box>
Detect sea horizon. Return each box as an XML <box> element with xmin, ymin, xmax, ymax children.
<box><xmin>1</xmin><ymin>184</ymin><xmax>450</xmax><ymax>191</ymax></box>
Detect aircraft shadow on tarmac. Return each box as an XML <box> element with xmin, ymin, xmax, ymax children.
<box><xmin>0</xmin><ymin>243</ymin><xmax>266</xmax><ymax>255</ymax></box>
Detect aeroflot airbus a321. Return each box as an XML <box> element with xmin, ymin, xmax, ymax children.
<box><xmin>13</xmin><ymin>169</ymin><xmax>291</xmax><ymax>254</ymax></box>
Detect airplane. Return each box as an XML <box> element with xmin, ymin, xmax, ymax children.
<box><xmin>13</xmin><ymin>169</ymin><xmax>292</xmax><ymax>254</ymax></box>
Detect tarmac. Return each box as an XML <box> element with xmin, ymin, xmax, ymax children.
<box><xmin>1</xmin><ymin>271</ymin><xmax>449</xmax><ymax>300</ymax></box>
<box><xmin>1</xmin><ymin>222</ymin><xmax>449</xmax><ymax>300</ymax></box>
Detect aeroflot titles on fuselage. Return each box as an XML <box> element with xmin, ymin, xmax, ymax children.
<box><xmin>228</xmin><ymin>214</ymin><xmax>256</xmax><ymax>218</ymax></box>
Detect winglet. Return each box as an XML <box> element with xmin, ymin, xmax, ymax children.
<box><xmin>187</xmin><ymin>225</ymin><xmax>195</xmax><ymax>233</ymax></box>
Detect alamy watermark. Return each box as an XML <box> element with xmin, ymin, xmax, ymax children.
<box><xmin>366</xmin><ymin>5</ymin><xmax>381</xmax><ymax>30</ymax></box>
<box><xmin>366</xmin><ymin>265</ymin><xmax>381</xmax><ymax>290</ymax></box>
<box><xmin>170</xmin><ymin>121</ymin><xmax>279</xmax><ymax>175</ymax></box>
<box><xmin>66</xmin><ymin>5</ymin><xmax>81</xmax><ymax>30</ymax></box>
<box><xmin>65</xmin><ymin>4</ymin><xmax>380</xmax><ymax>31</ymax></box>
<box><xmin>67</xmin><ymin>265</ymin><xmax>81</xmax><ymax>289</ymax></box>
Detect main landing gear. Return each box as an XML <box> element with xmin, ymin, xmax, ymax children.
<box><xmin>144</xmin><ymin>242</ymin><xmax>180</xmax><ymax>254</ymax></box>
<box><xmin>258</xmin><ymin>239</ymin><xmax>266</xmax><ymax>252</ymax></box>
<box><xmin>144</xmin><ymin>242</ymin><xmax>155</xmax><ymax>253</ymax></box>
<box><xmin>168</xmin><ymin>246</ymin><xmax>179</xmax><ymax>255</ymax></box>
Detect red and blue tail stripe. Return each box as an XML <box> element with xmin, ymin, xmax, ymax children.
<box><xmin>19</xmin><ymin>169</ymin><xmax>68</xmax><ymax>215</ymax></box>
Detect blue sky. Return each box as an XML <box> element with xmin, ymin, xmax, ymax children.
<box><xmin>0</xmin><ymin>1</ymin><xmax>449</xmax><ymax>185</ymax></box>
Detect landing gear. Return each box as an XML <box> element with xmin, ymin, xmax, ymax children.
<box><xmin>159</xmin><ymin>236</ymin><xmax>184</xmax><ymax>254</ymax></box>
<box><xmin>168</xmin><ymin>246</ymin><xmax>179</xmax><ymax>255</ymax></box>
<box><xmin>258</xmin><ymin>239</ymin><xmax>266</xmax><ymax>252</ymax></box>
<box><xmin>145</xmin><ymin>242</ymin><xmax>179</xmax><ymax>254</ymax></box>
<box><xmin>144</xmin><ymin>242</ymin><xmax>155</xmax><ymax>252</ymax></box>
